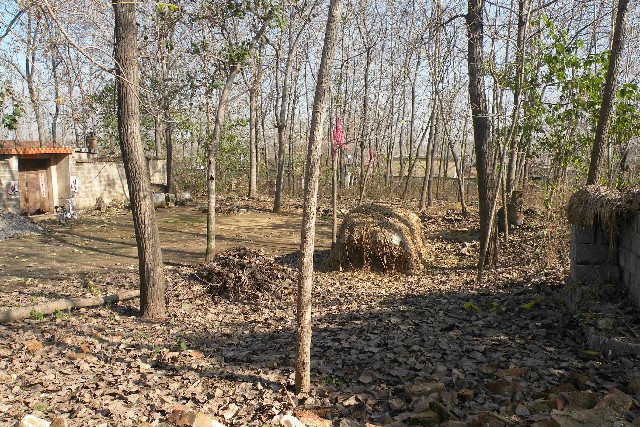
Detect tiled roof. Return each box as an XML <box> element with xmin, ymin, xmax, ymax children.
<box><xmin>0</xmin><ymin>140</ymin><xmax>74</xmax><ymax>155</ymax></box>
<box><xmin>0</xmin><ymin>147</ymin><xmax>74</xmax><ymax>155</ymax></box>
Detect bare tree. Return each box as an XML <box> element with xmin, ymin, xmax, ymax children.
<box><xmin>113</xmin><ymin>0</ymin><xmax>166</xmax><ymax>320</ymax></box>
<box><xmin>295</xmin><ymin>0</ymin><xmax>343</xmax><ymax>394</ymax></box>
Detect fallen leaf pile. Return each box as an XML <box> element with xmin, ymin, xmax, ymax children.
<box><xmin>194</xmin><ymin>247</ymin><xmax>298</xmax><ymax>302</ymax></box>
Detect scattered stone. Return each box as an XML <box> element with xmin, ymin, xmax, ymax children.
<box><xmin>279</xmin><ymin>414</ymin><xmax>304</xmax><ymax>427</ymax></box>
<box><xmin>50</xmin><ymin>419</ymin><xmax>68</xmax><ymax>427</ymax></box>
<box><xmin>18</xmin><ymin>415</ymin><xmax>50</xmax><ymax>427</ymax></box>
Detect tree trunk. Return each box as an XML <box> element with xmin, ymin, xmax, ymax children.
<box><xmin>296</xmin><ymin>0</ymin><xmax>342</xmax><ymax>394</ymax></box>
<box><xmin>165</xmin><ymin>120</ymin><xmax>173</xmax><ymax>193</ymax></box>
<box><xmin>51</xmin><ymin>55</ymin><xmax>60</xmax><ymax>146</ymax></box>
<box><xmin>0</xmin><ymin>290</ymin><xmax>140</xmax><ymax>324</ymax></box>
<box><xmin>113</xmin><ymin>0</ymin><xmax>166</xmax><ymax>320</ymax></box>
<box><xmin>427</xmin><ymin>113</ymin><xmax>439</xmax><ymax>207</ymax></box>
<box><xmin>358</xmin><ymin>48</ymin><xmax>372</xmax><ymax>204</ymax></box>
<box><xmin>25</xmin><ymin>15</ymin><xmax>45</xmax><ymax>147</ymax></box>
<box><xmin>154</xmin><ymin>115</ymin><xmax>163</xmax><ymax>157</ymax></box>
<box><xmin>420</xmin><ymin>107</ymin><xmax>437</xmax><ymax>210</ymax></box>
<box><xmin>206</xmin><ymin>22</ymin><xmax>270</xmax><ymax>261</ymax></box>
<box><xmin>506</xmin><ymin>0</ymin><xmax>530</xmax><ymax>197</ymax></box>
<box><xmin>467</xmin><ymin>0</ymin><xmax>494</xmax><ymax>273</ymax></box>
<box><xmin>248</xmin><ymin>62</ymin><xmax>259</xmax><ymax>198</ymax></box>
<box><xmin>587</xmin><ymin>0</ymin><xmax>629</xmax><ymax>185</ymax></box>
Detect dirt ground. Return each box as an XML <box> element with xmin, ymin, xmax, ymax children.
<box><xmin>0</xmin><ymin>202</ymin><xmax>331</xmax><ymax>287</ymax></box>
<box><xmin>0</xmin><ymin>200</ymin><xmax>638</xmax><ymax>426</ymax></box>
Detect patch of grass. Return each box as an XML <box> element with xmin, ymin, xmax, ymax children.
<box><xmin>32</xmin><ymin>403</ymin><xmax>48</xmax><ymax>412</ymax></box>
<box><xmin>521</xmin><ymin>299</ymin><xmax>541</xmax><ymax>310</ymax></box>
<box><xmin>464</xmin><ymin>301</ymin><xmax>479</xmax><ymax>311</ymax></box>
<box><xmin>30</xmin><ymin>309</ymin><xmax>44</xmax><ymax>321</ymax></box>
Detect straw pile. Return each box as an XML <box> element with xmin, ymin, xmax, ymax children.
<box><xmin>567</xmin><ymin>186</ymin><xmax>639</xmax><ymax>232</ymax></box>
<box><xmin>328</xmin><ymin>204</ymin><xmax>428</xmax><ymax>273</ymax></box>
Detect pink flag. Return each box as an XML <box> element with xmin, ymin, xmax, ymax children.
<box><xmin>332</xmin><ymin>117</ymin><xmax>345</xmax><ymax>160</ymax></box>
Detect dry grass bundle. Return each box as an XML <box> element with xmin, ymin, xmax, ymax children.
<box><xmin>567</xmin><ymin>185</ymin><xmax>640</xmax><ymax>233</ymax></box>
<box><xmin>328</xmin><ymin>204</ymin><xmax>429</xmax><ymax>274</ymax></box>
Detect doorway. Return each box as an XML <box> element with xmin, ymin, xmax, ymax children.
<box><xmin>18</xmin><ymin>158</ymin><xmax>51</xmax><ymax>215</ymax></box>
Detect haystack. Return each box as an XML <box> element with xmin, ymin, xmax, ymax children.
<box><xmin>328</xmin><ymin>204</ymin><xmax>428</xmax><ymax>273</ymax></box>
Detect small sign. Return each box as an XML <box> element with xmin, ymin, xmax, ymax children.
<box><xmin>70</xmin><ymin>176</ymin><xmax>79</xmax><ymax>193</ymax></box>
<box><xmin>7</xmin><ymin>181</ymin><xmax>18</xmax><ymax>197</ymax></box>
<box><xmin>39</xmin><ymin>172</ymin><xmax>47</xmax><ymax>197</ymax></box>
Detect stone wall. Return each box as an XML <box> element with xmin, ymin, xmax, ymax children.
<box><xmin>147</xmin><ymin>158</ymin><xmax>166</xmax><ymax>186</ymax></box>
<box><xmin>71</xmin><ymin>160</ymin><xmax>129</xmax><ymax>210</ymax></box>
<box><xmin>0</xmin><ymin>155</ymin><xmax>19</xmax><ymax>212</ymax></box>
<box><xmin>570</xmin><ymin>213</ymin><xmax>640</xmax><ymax>306</ymax></box>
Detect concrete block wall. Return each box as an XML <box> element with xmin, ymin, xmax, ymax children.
<box><xmin>618</xmin><ymin>213</ymin><xmax>640</xmax><ymax>305</ymax></box>
<box><xmin>71</xmin><ymin>160</ymin><xmax>129</xmax><ymax>209</ymax></box>
<box><xmin>570</xmin><ymin>213</ymin><xmax>640</xmax><ymax>306</ymax></box>
<box><xmin>570</xmin><ymin>223</ymin><xmax>620</xmax><ymax>284</ymax></box>
<box><xmin>0</xmin><ymin>155</ymin><xmax>19</xmax><ymax>213</ymax></box>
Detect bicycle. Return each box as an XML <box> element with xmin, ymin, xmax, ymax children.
<box><xmin>57</xmin><ymin>197</ymin><xmax>77</xmax><ymax>223</ymax></box>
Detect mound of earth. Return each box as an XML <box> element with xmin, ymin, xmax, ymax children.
<box><xmin>194</xmin><ymin>246</ymin><xmax>297</xmax><ymax>302</ymax></box>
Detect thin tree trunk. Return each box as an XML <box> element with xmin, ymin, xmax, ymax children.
<box><xmin>427</xmin><ymin>114</ymin><xmax>439</xmax><ymax>207</ymax></box>
<box><xmin>467</xmin><ymin>0</ymin><xmax>494</xmax><ymax>277</ymax></box>
<box><xmin>587</xmin><ymin>0</ymin><xmax>629</xmax><ymax>185</ymax></box>
<box><xmin>166</xmin><ymin>120</ymin><xmax>173</xmax><ymax>193</ymax></box>
<box><xmin>506</xmin><ymin>0</ymin><xmax>531</xmax><ymax>196</ymax></box>
<box><xmin>206</xmin><ymin>23</ymin><xmax>270</xmax><ymax>261</ymax></box>
<box><xmin>51</xmin><ymin>55</ymin><xmax>60</xmax><ymax>146</ymax></box>
<box><xmin>420</xmin><ymin>107</ymin><xmax>437</xmax><ymax>210</ymax></box>
<box><xmin>113</xmin><ymin>0</ymin><xmax>166</xmax><ymax>320</ymax></box>
<box><xmin>248</xmin><ymin>63</ymin><xmax>259</xmax><ymax>198</ymax></box>
<box><xmin>25</xmin><ymin>15</ymin><xmax>45</xmax><ymax>147</ymax></box>
<box><xmin>296</xmin><ymin>0</ymin><xmax>342</xmax><ymax>394</ymax></box>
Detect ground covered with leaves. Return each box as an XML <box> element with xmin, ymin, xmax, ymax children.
<box><xmin>0</xmin><ymin>201</ymin><xmax>638</xmax><ymax>426</ymax></box>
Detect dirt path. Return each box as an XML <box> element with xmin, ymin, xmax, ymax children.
<box><xmin>0</xmin><ymin>206</ymin><xmax>331</xmax><ymax>283</ymax></box>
